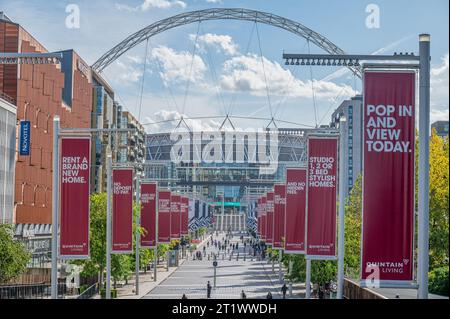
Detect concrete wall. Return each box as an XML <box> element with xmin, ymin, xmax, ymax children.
<box><xmin>343</xmin><ymin>278</ymin><xmax>387</xmax><ymax>299</ymax></box>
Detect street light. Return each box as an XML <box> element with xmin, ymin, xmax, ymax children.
<box><xmin>337</xmin><ymin>115</ymin><xmax>347</xmax><ymax>299</ymax></box>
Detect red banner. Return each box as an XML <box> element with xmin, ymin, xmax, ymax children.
<box><xmin>285</xmin><ymin>168</ymin><xmax>307</xmax><ymax>254</ymax></box>
<box><xmin>257</xmin><ymin>198</ymin><xmax>261</xmax><ymax>237</ymax></box>
<box><xmin>170</xmin><ymin>195</ymin><xmax>181</xmax><ymax>239</ymax></box>
<box><xmin>112</xmin><ymin>168</ymin><xmax>133</xmax><ymax>253</ymax></box>
<box><xmin>273</xmin><ymin>184</ymin><xmax>286</xmax><ymax>249</ymax></box>
<box><xmin>306</xmin><ymin>136</ymin><xmax>338</xmax><ymax>259</ymax></box>
<box><xmin>361</xmin><ymin>71</ymin><xmax>415</xmax><ymax>285</ymax></box>
<box><xmin>158</xmin><ymin>190</ymin><xmax>171</xmax><ymax>243</ymax></box>
<box><xmin>60</xmin><ymin>137</ymin><xmax>90</xmax><ymax>259</ymax></box>
<box><xmin>140</xmin><ymin>182</ymin><xmax>157</xmax><ymax>248</ymax></box>
<box><xmin>266</xmin><ymin>192</ymin><xmax>274</xmax><ymax>245</ymax></box>
<box><xmin>180</xmin><ymin>197</ymin><xmax>189</xmax><ymax>236</ymax></box>
<box><xmin>261</xmin><ymin>196</ymin><xmax>267</xmax><ymax>240</ymax></box>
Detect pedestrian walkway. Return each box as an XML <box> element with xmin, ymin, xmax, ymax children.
<box><xmin>142</xmin><ymin>232</ymin><xmax>305</xmax><ymax>299</ymax></box>
<box><xmin>91</xmin><ymin>235</ymin><xmax>213</xmax><ymax>299</ymax></box>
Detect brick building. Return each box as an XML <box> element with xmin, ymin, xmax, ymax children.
<box><xmin>0</xmin><ymin>16</ymin><xmax>92</xmax><ymax>225</ymax></box>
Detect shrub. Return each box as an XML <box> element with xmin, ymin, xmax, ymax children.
<box><xmin>429</xmin><ymin>266</ymin><xmax>449</xmax><ymax>296</ymax></box>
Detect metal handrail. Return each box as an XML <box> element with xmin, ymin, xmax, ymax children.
<box><xmin>77</xmin><ymin>282</ymin><xmax>99</xmax><ymax>299</ymax></box>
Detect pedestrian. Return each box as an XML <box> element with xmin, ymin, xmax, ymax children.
<box><xmin>207</xmin><ymin>281</ymin><xmax>212</xmax><ymax>299</ymax></box>
<box><xmin>318</xmin><ymin>285</ymin><xmax>324</xmax><ymax>299</ymax></box>
<box><xmin>281</xmin><ymin>283</ymin><xmax>287</xmax><ymax>299</ymax></box>
<box><xmin>241</xmin><ymin>290</ymin><xmax>247</xmax><ymax>299</ymax></box>
<box><xmin>182</xmin><ymin>294</ymin><xmax>188</xmax><ymax>299</ymax></box>
<box><xmin>266</xmin><ymin>292</ymin><xmax>273</xmax><ymax>299</ymax></box>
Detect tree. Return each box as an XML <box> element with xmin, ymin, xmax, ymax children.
<box><xmin>428</xmin><ymin>130</ymin><xmax>449</xmax><ymax>271</ymax></box>
<box><xmin>344</xmin><ymin>174</ymin><xmax>363</xmax><ymax>279</ymax></box>
<box><xmin>71</xmin><ymin>193</ymin><xmax>141</xmax><ymax>288</ymax></box>
<box><xmin>427</xmin><ymin>131</ymin><xmax>449</xmax><ymax>295</ymax></box>
<box><xmin>0</xmin><ymin>224</ymin><xmax>30</xmax><ymax>284</ymax></box>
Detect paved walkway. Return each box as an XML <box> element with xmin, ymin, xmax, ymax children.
<box><xmin>142</xmin><ymin>232</ymin><xmax>305</xmax><ymax>299</ymax></box>
<box><xmin>371</xmin><ymin>287</ymin><xmax>447</xmax><ymax>299</ymax></box>
<box><xmin>112</xmin><ymin>235</ymin><xmax>212</xmax><ymax>299</ymax></box>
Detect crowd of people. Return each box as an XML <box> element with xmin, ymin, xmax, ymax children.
<box><xmin>182</xmin><ymin>230</ymin><xmax>290</xmax><ymax>299</ymax></box>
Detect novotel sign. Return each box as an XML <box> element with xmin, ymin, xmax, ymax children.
<box><xmin>19</xmin><ymin>120</ymin><xmax>31</xmax><ymax>156</ymax></box>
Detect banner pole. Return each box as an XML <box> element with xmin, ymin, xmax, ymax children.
<box><xmin>154</xmin><ymin>189</ymin><xmax>159</xmax><ymax>282</ymax></box>
<box><xmin>289</xmin><ymin>259</ymin><xmax>293</xmax><ymax>297</ymax></box>
<box><xmin>106</xmin><ymin>150</ymin><xmax>112</xmax><ymax>299</ymax></box>
<box><xmin>51</xmin><ymin>116</ymin><xmax>60</xmax><ymax>299</ymax></box>
<box><xmin>278</xmin><ymin>249</ymin><xmax>283</xmax><ymax>282</ymax></box>
<box><xmin>418</xmin><ymin>34</ymin><xmax>431</xmax><ymax>299</ymax></box>
<box><xmin>305</xmin><ymin>259</ymin><xmax>311</xmax><ymax>299</ymax></box>
<box><xmin>337</xmin><ymin>118</ymin><xmax>346</xmax><ymax>299</ymax></box>
<box><xmin>135</xmin><ymin>177</ymin><xmax>140</xmax><ymax>295</ymax></box>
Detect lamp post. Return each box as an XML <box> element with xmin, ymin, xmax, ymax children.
<box><xmin>337</xmin><ymin>115</ymin><xmax>347</xmax><ymax>299</ymax></box>
<box><xmin>418</xmin><ymin>34</ymin><xmax>431</xmax><ymax>299</ymax></box>
<box><xmin>105</xmin><ymin>149</ymin><xmax>112</xmax><ymax>299</ymax></box>
<box><xmin>51</xmin><ymin>116</ymin><xmax>60</xmax><ymax>299</ymax></box>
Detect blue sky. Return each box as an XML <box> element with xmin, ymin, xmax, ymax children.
<box><xmin>1</xmin><ymin>0</ymin><xmax>448</xmax><ymax>132</ymax></box>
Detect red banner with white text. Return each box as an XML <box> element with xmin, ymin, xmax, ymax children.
<box><xmin>273</xmin><ymin>184</ymin><xmax>286</xmax><ymax>249</ymax></box>
<box><xmin>111</xmin><ymin>168</ymin><xmax>133</xmax><ymax>254</ymax></box>
<box><xmin>285</xmin><ymin>168</ymin><xmax>307</xmax><ymax>254</ymax></box>
<box><xmin>361</xmin><ymin>71</ymin><xmax>415</xmax><ymax>285</ymax></box>
<box><xmin>170</xmin><ymin>195</ymin><xmax>181</xmax><ymax>239</ymax></box>
<box><xmin>261</xmin><ymin>196</ymin><xmax>267</xmax><ymax>241</ymax></box>
<box><xmin>266</xmin><ymin>192</ymin><xmax>274</xmax><ymax>245</ymax></box>
<box><xmin>158</xmin><ymin>190</ymin><xmax>171</xmax><ymax>243</ymax></box>
<box><xmin>180</xmin><ymin>197</ymin><xmax>189</xmax><ymax>236</ymax></box>
<box><xmin>112</xmin><ymin>168</ymin><xmax>133</xmax><ymax>253</ymax></box>
<box><xmin>60</xmin><ymin>137</ymin><xmax>91</xmax><ymax>259</ymax></box>
<box><xmin>306</xmin><ymin>136</ymin><xmax>338</xmax><ymax>259</ymax></box>
<box><xmin>140</xmin><ymin>182</ymin><xmax>157</xmax><ymax>248</ymax></box>
<box><xmin>257</xmin><ymin>198</ymin><xmax>261</xmax><ymax>237</ymax></box>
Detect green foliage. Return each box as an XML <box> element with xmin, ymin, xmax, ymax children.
<box><xmin>100</xmin><ymin>288</ymin><xmax>118</xmax><ymax>299</ymax></box>
<box><xmin>344</xmin><ymin>175</ymin><xmax>362</xmax><ymax>279</ymax></box>
<box><xmin>198</xmin><ymin>227</ymin><xmax>208</xmax><ymax>237</ymax></box>
<box><xmin>428</xmin><ymin>131</ymin><xmax>449</xmax><ymax>271</ymax></box>
<box><xmin>429</xmin><ymin>266</ymin><xmax>449</xmax><ymax>296</ymax></box>
<box><xmin>157</xmin><ymin>244</ymin><xmax>170</xmax><ymax>258</ymax></box>
<box><xmin>311</xmin><ymin>260</ymin><xmax>337</xmax><ymax>285</ymax></box>
<box><xmin>188</xmin><ymin>245</ymin><xmax>197</xmax><ymax>252</ymax></box>
<box><xmin>283</xmin><ymin>254</ymin><xmax>306</xmax><ymax>282</ymax></box>
<box><xmin>0</xmin><ymin>224</ymin><xmax>30</xmax><ymax>283</ymax></box>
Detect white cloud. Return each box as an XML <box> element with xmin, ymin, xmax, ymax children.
<box><xmin>220</xmin><ymin>54</ymin><xmax>356</xmax><ymax>99</ymax></box>
<box><xmin>431</xmin><ymin>109</ymin><xmax>449</xmax><ymax>124</ymax></box>
<box><xmin>115</xmin><ymin>0</ymin><xmax>186</xmax><ymax>12</ymax></box>
<box><xmin>205</xmin><ymin>0</ymin><xmax>223</xmax><ymax>4</ymax></box>
<box><xmin>190</xmin><ymin>33</ymin><xmax>238</xmax><ymax>56</ymax></box>
<box><xmin>107</xmin><ymin>56</ymin><xmax>144</xmax><ymax>85</ymax></box>
<box><xmin>144</xmin><ymin>110</ymin><xmax>222</xmax><ymax>133</ymax></box>
<box><xmin>430</xmin><ymin>53</ymin><xmax>449</xmax><ymax>118</ymax></box>
<box><xmin>150</xmin><ymin>46</ymin><xmax>207</xmax><ymax>85</ymax></box>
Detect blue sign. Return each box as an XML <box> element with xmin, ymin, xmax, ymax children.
<box><xmin>19</xmin><ymin>120</ymin><xmax>31</xmax><ymax>156</ymax></box>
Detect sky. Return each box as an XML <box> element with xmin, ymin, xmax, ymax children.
<box><xmin>1</xmin><ymin>0</ymin><xmax>448</xmax><ymax>133</ymax></box>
